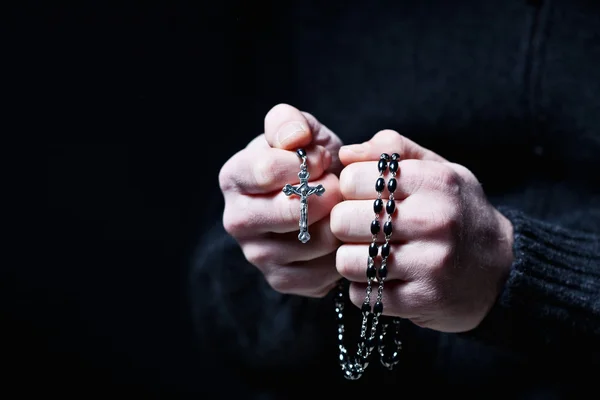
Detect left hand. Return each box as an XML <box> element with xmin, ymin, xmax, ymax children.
<box><xmin>331</xmin><ymin>130</ymin><xmax>514</xmax><ymax>332</ymax></box>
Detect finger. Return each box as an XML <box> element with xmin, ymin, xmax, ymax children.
<box><xmin>264</xmin><ymin>103</ymin><xmax>315</xmax><ymax>150</ymax></box>
<box><xmin>330</xmin><ymin>195</ymin><xmax>456</xmax><ymax>243</ymax></box>
<box><xmin>339</xmin><ymin>159</ymin><xmax>459</xmax><ymax>200</ymax></box>
<box><xmin>336</xmin><ymin>241</ymin><xmax>444</xmax><ymax>282</ymax></box>
<box><xmin>219</xmin><ymin>144</ymin><xmax>331</xmax><ymax>194</ymax></box>
<box><xmin>302</xmin><ymin>111</ymin><xmax>344</xmax><ymax>174</ymax></box>
<box><xmin>348</xmin><ymin>280</ymin><xmax>433</xmax><ymax>318</ymax></box>
<box><xmin>339</xmin><ymin>129</ymin><xmax>447</xmax><ymax>166</ymax></box>
<box><xmin>262</xmin><ymin>253</ymin><xmax>340</xmax><ymax>298</ymax></box>
<box><xmin>223</xmin><ymin>173</ymin><xmax>342</xmax><ymax>237</ymax></box>
<box><xmin>246</xmin><ymin>133</ymin><xmax>270</xmax><ymax>150</ymax></box>
<box><xmin>264</xmin><ymin>104</ymin><xmax>344</xmax><ymax>174</ymax></box>
<box><xmin>240</xmin><ymin>217</ymin><xmax>341</xmax><ymax>265</ymax></box>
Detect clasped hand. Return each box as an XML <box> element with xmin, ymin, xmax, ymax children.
<box><xmin>219</xmin><ymin>104</ymin><xmax>514</xmax><ymax>333</ymax></box>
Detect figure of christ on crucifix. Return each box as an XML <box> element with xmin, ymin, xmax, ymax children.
<box><xmin>282</xmin><ymin>168</ymin><xmax>325</xmax><ymax>243</ymax></box>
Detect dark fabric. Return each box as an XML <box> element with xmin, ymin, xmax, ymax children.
<box><xmin>191</xmin><ymin>0</ymin><xmax>600</xmax><ymax>398</ymax></box>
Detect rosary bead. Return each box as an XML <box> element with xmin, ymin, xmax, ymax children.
<box><xmin>373</xmin><ymin>198</ymin><xmax>384</xmax><ymax>213</ymax></box>
<box><xmin>382</xmin><ymin>351</ymin><xmax>400</xmax><ymax>366</ymax></box>
<box><xmin>367</xmin><ymin>264</ymin><xmax>377</xmax><ymax>279</ymax></box>
<box><xmin>383</xmin><ymin>221</ymin><xmax>393</xmax><ymax>235</ymax></box>
<box><xmin>386</xmin><ymin>199</ymin><xmax>396</xmax><ymax>214</ymax></box>
<box><xmin>389</xmin><ymin>160</ymin><xmax>399</xmax><ymax>173</ymax></box>
<box><xmin>380</xmin><ymin>153</ymin><xmax>390</xmax><ymax>161</ymax></box>
<box><xmin>378</xmin><ymin>264</ymin><xmax>388</xmax><ymax>279</ymax></box>
<box><xmin>381</xmin><ymin>242</ymin><xmax>390</xmax><ymax>258</ymax></box>
<box><xmin>378</xmin><ymin>159</ymin><xmax>388</xmax><ymax>173</ymax></box>
<box><xmin>366</xmin><ymin>337</ymin><xmax>375</xmax><ymax>350</ymax></box>
<box><xmin>387</xmin><ymin>178</ymin><xmax>397</xmax><ymax>193</ymax></box>
<box><xmin>376</xmin><ymin>177</ymin><xmax>385</xmax><ymax>192</ymax></box>
<box><xmin>391</xmin><ymin>153</ymin><xmax>400</xmax><ymax>161</ymax></box>
<box><xmin>368</xmin><ymin>242</ymin><xmax>379</xmax><ymax>257</ymax></box>
<box><xmin>361</xmin><ymin>302</ymin><xmax>371</xmax><ymax>313</ymax></box>
<box><xmin>360</xmin><ymin>336</ymin><xmax>375</xmax><ymax>352</ymax></box>
<box><xmin>374</xmin><ymin>301</ymin><xmax>384</xmax><ymax>315</ymax></box>
<box><xmin>296</xmin><ymin>148</ymin><xmax>307</xmax><ymax>158</ymax></box>
<box><xmin>370</xmin><ymin>220</ymin><xmax>380</xmax><ymax>234</ymax></box>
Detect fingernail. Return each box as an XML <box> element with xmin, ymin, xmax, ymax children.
<box><xmin>277</xmin><ymin>122</ymin><xmax>307</xmax><ymax>147</ymax></box>
<box><xmin>341</xmin><ymin>144</ymin><xmax>365</xmax><ymax>154</ymax></box>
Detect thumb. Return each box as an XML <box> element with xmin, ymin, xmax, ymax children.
<box><xmin>264</xmin><ymin>103</ymin><xmax>344</xmax><ymax>173</ymax></box>
<box><xmin>338</xmin><ymin>129</ymin><xmax>447</xmax><ymax>165</ymax></box>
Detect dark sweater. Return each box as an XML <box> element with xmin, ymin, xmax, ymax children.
<box><xmin>191</xmin><ymin>0</ymin><xmax>600</xmax><ymax>398</ymax></box>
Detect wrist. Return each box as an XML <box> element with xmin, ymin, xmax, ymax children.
<box><xmin>491</xmin><ymin>208</ymin><xmax>514</xmax><ymax>300</ymax></box>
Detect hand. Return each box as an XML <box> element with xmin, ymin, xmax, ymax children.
<box><xmin>219</xmin><ymin>104</ymin><xmax>344</xmax><ymax>297</ymax></box>
<box><xmin>332</xmin><ymin>130</ymin><xmax>514</xmax><ymax>332</ymax></box>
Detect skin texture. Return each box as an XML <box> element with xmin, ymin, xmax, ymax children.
<box><xmin>219</xmin><ymin>103</ymin><xmax>514</xmax><ymax>332</ymax></box>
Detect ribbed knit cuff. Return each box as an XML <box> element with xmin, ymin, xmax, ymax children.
<box><xmin>464</xmin><ymin>207</ymin><xmax>600</xmax><ymax>357</ymax></box>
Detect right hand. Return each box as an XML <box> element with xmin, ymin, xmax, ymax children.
<box><xmin>219</xmin><ymin>104</ymin><xmax>344</xmax><ymax>297</ymax></box>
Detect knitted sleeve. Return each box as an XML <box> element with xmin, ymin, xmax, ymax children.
<box><xmin>466</xmin><ymin>207</ymin><xmax>600</xmax><ymax>364</ymax></box>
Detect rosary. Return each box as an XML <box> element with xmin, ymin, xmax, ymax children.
<box><xmin>283</xmin><ymin>149</ymin><xmax>403</xmax><ymax>380</ymax></box>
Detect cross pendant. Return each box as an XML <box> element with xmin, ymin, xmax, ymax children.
<box><xmin>283</xmin><ymin>167</ymin><xmax>325</xmax><ymax>243</ymax></box>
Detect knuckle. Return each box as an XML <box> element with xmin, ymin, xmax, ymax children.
<box><xmin>222</xmin><ymin>206</ymin><xmax>245</xmax><ymax>236</ymax></box>
<box><xmin>374</xmin><ymin>129</ymin><xmax>401</xmax><ymax>144</ymax></box>
<box><xmin>441</xmin><ymin>205</ymin><xmax>462</xmax><ymax>237</ymax></box>
<box><xmin>253</xmin><ymin>157</ymin><xmax>277</xmax><ymax>189</ymax></box>
<box><xmin>436</xmin><ymin>166</ymin><xmax>461</xmax><ymax>193</ymax></box>
<box><xmin>265</xmin><ymin>269</ymin><xmax>296</xmax><ymax>294</ymax></box>
<box><xmin>431</xmin><ymin>244</ymin><xmax>456</xmax><ymax>272</ymax></box>
<box><xmin>308</xmin><ymin>287</ymin><xmax>332</xmax><ymax>298</ymax></box>
<box><xmin>218</xmin><ymin>161</ymin><xmax>235</xmax><ymax>192</ymax></box>
<box><xmin>242</xmin><ymin>243</ymin><xmax>274</xmax><ymax>267</ymax></box>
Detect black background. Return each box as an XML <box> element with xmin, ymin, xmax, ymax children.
<box><xmin>6</xmin><ymin>1</ymin><xmax>279</xmax><ymax>396</ymax></box>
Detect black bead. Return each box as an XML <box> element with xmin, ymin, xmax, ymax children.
<box><xmin>339</xmin><ymin>352</ymin><xmax>347</xmax><ymax>364</ymax></box>
<box><xmin>378</xmin><ymin>264</ymin><xmax>387</xmax><ymax>279</ymax></box>
<box><xmin>391</xmin><ymin>153</ymin><xmax>400</xmax><ymax>161</ymax></box>
<box><xmin>387</xmin><ymin>178</ymin><xmax>397</xmax><ymax>193</ymax></box>
<box><xmin>373</xmin><ymin>199</ymin><xmax>384</xmax><ymax>213</ymax></box>
<box><xmin>368</xmin><ymin>242</ymin><xmax>379</xmax><ymax>257</ymax></box>
<box><xmin>384</xmin><ymin>351</ymin><xmax>400</xmax><ymax>364</ymax></box>
<box><xmin>384</xmin><ymin>221</ymin><xmax>393</xmax><ymax>235</ymax></box>
<box><xmin>389</xmin><ymin>160</ymin><xmax>399</xmax><ymax>173</ymax></box>
<box><xmin>378</xmin><ymin>159</ymin><xmax>388</xmax><ymax>173</ymax></box>
<box><xmin>374</xmin><ymin>301</ymin><xmax>384</xmax><ymax>315</ymax></box>
<box><xmin>382</xmin><ymin>242</ymin><xmax>390</xmax><ymax>258</ymax></box>
<box><xmin>361</xmin><ymin>302</ymin><xmax>371</xmax><ymax>313</ymax></box>
<box><xmin>370</xmin><ymin>220</ymin><xmax>380</xmax><ymax>234</ymax></box>
<box><xmin>380</xmin><ymin>153</ymin><xmax>390</xmax><ymax>161</ymax></box>
<box><xmin>367</xmin><ymin>264</ymin><xmax>377</xmax><ymax>279</ymax></box>
<box><xmin>296</xmin><ymin>148</ymin><xmax>306</xmax><ymax>158</ymax></box>
<box><xmin>376</xmin><ymin>177</ymin><xmax>385</xmax><ymax>192</ymax></box>
<box><xmin>365</xmin><ymin>337</ymin><xmax>375</xmax><ymax>351</ymax></box>
<box><xmin>386</xmin><ymin>199</ymin><xmax>396</xmax><ymax>214</ymax></box>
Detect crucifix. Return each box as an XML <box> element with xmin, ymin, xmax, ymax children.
<box><xmin>282</xmin><ymin>149</ymin><xmax>325</xmax><ymax>243</ymax></box>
